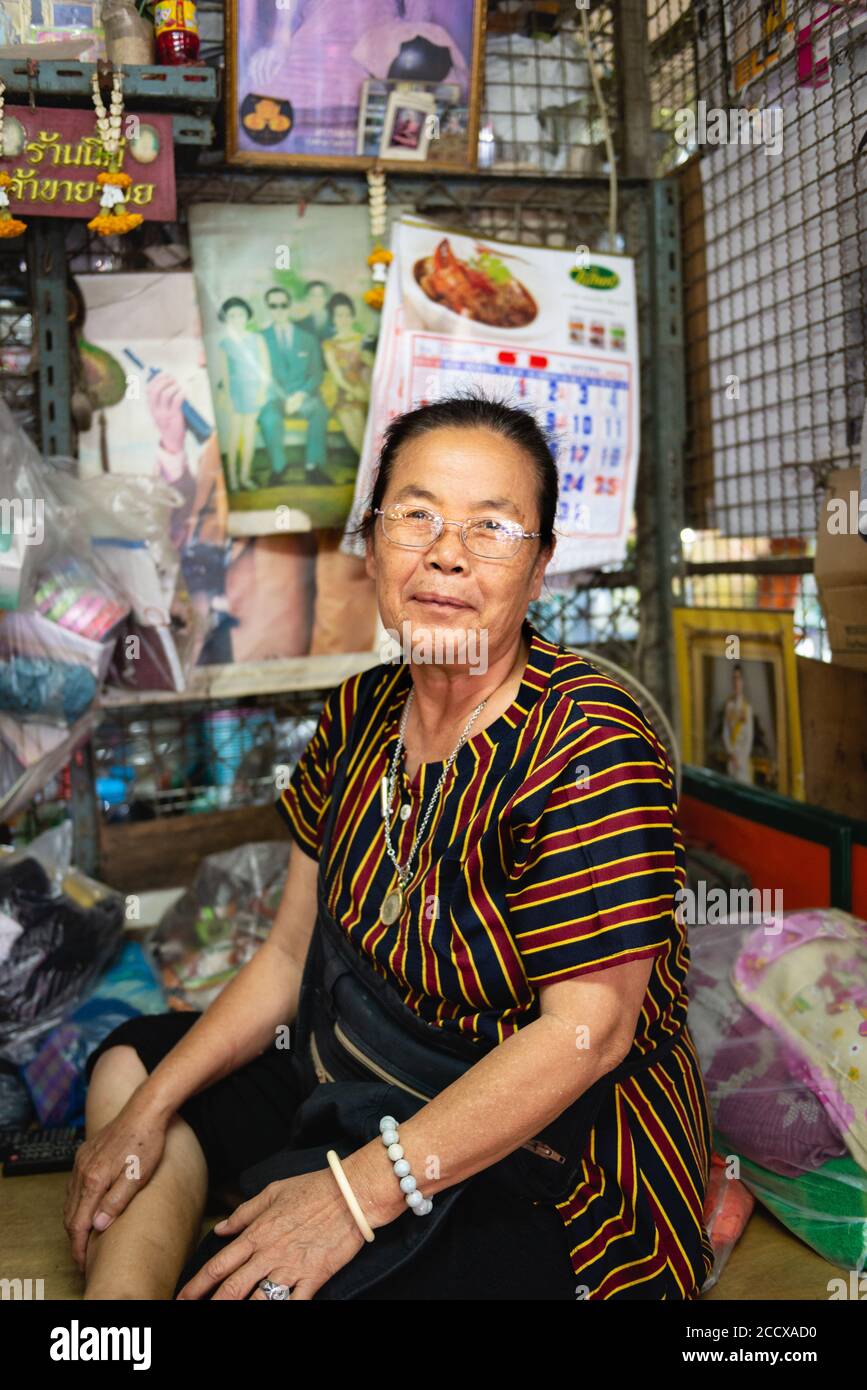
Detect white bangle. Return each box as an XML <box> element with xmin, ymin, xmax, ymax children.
<box><xmin>326</xmin><ymin>1149</ymin><xmax>375</xmax><ymax>1243</ymax></box>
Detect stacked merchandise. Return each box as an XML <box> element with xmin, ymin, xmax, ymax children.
<box><xmin>0</xmin><ymin>399</ymin><xmax>205</xmax><ymax>821</ymax></box>
<box><xmin>689</xmin><ymin>907</ymin><xmax>867</xmax><ymax>1281</ymax></box>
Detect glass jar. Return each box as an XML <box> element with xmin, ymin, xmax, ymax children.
<box><xmin>102</xmin><ymin>0</ymin><xmax>156</xmax><ymax>65</ymax></box>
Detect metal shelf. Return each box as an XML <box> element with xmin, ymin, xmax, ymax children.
<box><xmin>0</xmin><ymin>58</ymin><xmax>218</xmax><ymax>145</ymax></box>
<box><xmin>0</xmin><ymin>57</ymin><xmax>218</xmax><ymax>104</ymax></box>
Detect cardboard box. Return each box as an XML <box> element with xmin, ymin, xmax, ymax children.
<box><xmin>797</xmin><ymin>656</ymin><xmax>867</xmax><ymax>819</ymax></box>
<box><xmin>814</xmin><ymin>467</ymin><xmax>867</xmax><ymax>672</ymax></box>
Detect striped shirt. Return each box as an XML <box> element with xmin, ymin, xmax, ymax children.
<box><xmin>277</xmin><ymin>617</ymin><xmax>715</xmax><ymax>1298</ymax></box>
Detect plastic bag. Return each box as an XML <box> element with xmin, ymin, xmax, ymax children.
<box><xmin>0</xmin><ymin>405</ymin><xmax>135</xmax><ymax>813</ymax></box>
<box><xmin>2</xmin><ymin>820</ymin><xmax>74</xmax><ymax>893</ymax></box>
<box><xmin>146</xmin><ymin>841</ymin><xmax>290</xmax><ymax>1011</ymax></box>
<box><xmin>0</xmin><ymin>826</ymin><xmax>125</xmax><ymax>1065</ymax></box>
<box><xmin>0</xmin><ymin>398</ymin><xmax>62</xmax><ymax>613</ymax></box>
<box><xmin>48</xmin><ymin>471</ymin><xmax>210</xmax><ymax>691</ymax></box>
<box><xmin>689</xmin><ymin>909</ymin><xmax>867</xmax><ymax>1274</ymax></box>
<box><xmin>23</xmin><ymin>939</ymin><xmax>166</xmax><ymax>1127</ymax></box>
<box><xmin>688</xmin><ymin>918</ymin><xmax>848</xmax><ymax>1179</ymax></box>
<box><xmin>700</xmin><ymin>1151</ymin><xmax>756</xmax><ymax>1293</ymax></box>
<box><xmin>0</xmin><ymin>608</ymin><xmax>111</xmax><ymax>724</ymax></box>
<box><xmin>47</xmin><ymin>471</ymin><xmax>184</xmax><ymax>617</ymax></box>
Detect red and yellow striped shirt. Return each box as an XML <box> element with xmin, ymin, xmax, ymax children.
<box><xmin>277</xmin><ymin>618</ymin><xmax>714</xmax><ymax>1298</ymax></box>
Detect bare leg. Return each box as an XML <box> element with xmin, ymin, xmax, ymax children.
<box><xmin>81</xmin><ymin>1045</ymin><xmax>209</xmax><ymax>1301</ymax></box>
<box><xmin>226</xmin><ymin>414</ymin><xmax>241</xmax><ymax>492</ymax></box>
<box><xmin>239</xmin><ymin>414</ymin><xmax>257</xmax><ymax>485</ymax></box>
<box><xmin>336</xmin><ymin>404</ymin><xmax>365</xmax><ymax>454</ymax></box>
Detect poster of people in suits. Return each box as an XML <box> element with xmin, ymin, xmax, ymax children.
<box><xmin>188</xmin><ymin>202</ymin><xmax>378</xmax><ymax>540</ymax></box>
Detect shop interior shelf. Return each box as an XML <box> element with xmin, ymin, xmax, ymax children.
<box><xmin>0</xmin><ymin>57</ymin><xmax>218</xmax><ymax>106</ymax></box>
<box><xmin>97</xmin><ymin>651</ymin><xmax>382</xmax><ymax>708</ymax></box>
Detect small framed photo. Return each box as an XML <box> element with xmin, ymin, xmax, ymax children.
<box><xmin>673</xmin><ymin>607</ymin><xmax>805</xmax><ymax>799</ymax></box>
<box><xmin>356</xmin><ymin>79</ymin><xmax>464</xmax><ymax>160</ymax></box>
<box><xmin>379</xmin><ymin>90</ymin><xmax>436</xmax><ymax>161</ymax></box>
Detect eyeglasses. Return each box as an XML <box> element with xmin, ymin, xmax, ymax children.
<box><xmin>374</xmin><ymin>505</ymin><xmax>541</xmax><ymax>559</ymax></box>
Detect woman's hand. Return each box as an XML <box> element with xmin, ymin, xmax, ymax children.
<box><xmin>175</xmin><ymin>1169</ymin><xmax>367</xmax><ymax>1301</ymax></box>
<box><xmin>63</xmin><ymin>1095</ymin><xmax>170</xmax><ymax>1272</ymax></box>
<box><xmin>146</xmin><ymin>372</ymin><xmax>187</xmax><ymax>455</ymax></box>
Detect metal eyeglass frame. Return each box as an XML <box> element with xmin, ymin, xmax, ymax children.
<box><xmin>374</xmin><ymin>505</ymin><xmax>541</xmax><ymax>558</ymax></box>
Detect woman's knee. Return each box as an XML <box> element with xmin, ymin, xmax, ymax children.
<box><xmin>87</xmin><ymin>1042</ymin><xmax>148</xmax><ymax>1092</ymax></box>
<box><xmin>86</xmin><ymin>1013</ymin><xmax>181</xmax><ymax>1088</ymax></box>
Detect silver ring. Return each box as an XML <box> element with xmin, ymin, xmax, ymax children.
<box><xmin>259</xmin><ymin>1279</ymin><xmax>292</xmax><ymax>1300</ymax></box>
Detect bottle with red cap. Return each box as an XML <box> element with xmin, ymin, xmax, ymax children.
<box><xmin>153</xmin><ymin>0</ymin><xmax>200</xmax><ymax>65</ymax></box>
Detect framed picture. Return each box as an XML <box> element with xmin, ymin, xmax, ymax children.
<box><xmin>673</xmin><ymin>607</ymin><xmax>805</xmax><ymax>800</ymax></box>
<box><xmin>356</xmin><ymin>79</ymin><xmax>462</xmax><ymax>158</ymax></box>
<box><xmin>187</xmin><ymin>201</ymin><xmax>378</xmax><ymax>537</ymax></box>
<box><xmin>379</xmin><ymin>89</ymin><xmax>436</xmax><ymax>160</ymax></box>
<box><xmin>225</xmin><ymin>0</ymin><xmax>486</xmax><ymax>172</ymax></box>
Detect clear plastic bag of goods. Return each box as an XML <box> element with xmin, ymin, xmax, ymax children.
<box><xmin>0</xmin><ymin>824</ymin><xmax>125</xmax><ymax>1065</ymax></box>
<box><xmin>689</xmin><ymin>908</ymin><xmax>867</xmax><ymax>1272</ymax></box>
<box><xmin>145</xmin><ymin>841</ymin><xmax>290</xmax><ymax>1012</ymax></box>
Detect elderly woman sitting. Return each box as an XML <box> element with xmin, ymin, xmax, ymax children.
<box><xmin>68</xmin><ymin>395</ymin><xmax>714</xmax><ymax>1301</ymax></box>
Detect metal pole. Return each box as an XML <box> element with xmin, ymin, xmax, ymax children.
<box><xmin>637</xmin><ymin>178</ymin><xmax>686</xmax><ymax>719</ymax></box>
<box><xmin>30</xmin><ymin>219</ymin><xmax>72</xmax><ymax>459</ymax></box>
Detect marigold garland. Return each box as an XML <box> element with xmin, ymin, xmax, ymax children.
<box><xmin>363</xmin><ymin>243</ymin><xmax>392</xmax><ymax>311</ymax></box>
<box><xmin>0</xmin><ymin>171</ymin><xmax>26</xmax><ymax>238</ymax></box>
<box><xmin>87</xmin><ymin>71</ymin><xmax>144</xmax><ymax>238</ymax></box>
<box><xmin>87</xmin><ymin>169</ymin><xmax>143</xmax><ymax>237</ymax></box>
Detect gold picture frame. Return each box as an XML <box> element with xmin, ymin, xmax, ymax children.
<box><xmin>225</xmin><ymin>0</ymin><xmax>486</xmax><ymax>173</ymax></box>
<box><xmin>673</xmin><ymin>607</ymin><xmax>805</xmax><ymax>800</ymax></box>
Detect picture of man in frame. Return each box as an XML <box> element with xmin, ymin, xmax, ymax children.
<box><xmin>257</xmin><ymin>286</ymin><xmax>331</xmax><ymax>486</ymax></box>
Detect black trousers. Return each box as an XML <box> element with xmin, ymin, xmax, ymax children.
<box><xmin>86</xmin><ymin>1012</ymin><xmax>578</xmax><ymax>1300</ymax></box>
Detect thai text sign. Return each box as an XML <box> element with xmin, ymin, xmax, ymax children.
<box><xmin>0</xmin><ymin>105</ymin><xmax>176</xmax><ymax>221</ymax></box>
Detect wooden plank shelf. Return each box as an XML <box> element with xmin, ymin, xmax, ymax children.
<box><xmin>98</xmin><ymin>650</ymin><xmax>382</xmax><ymax>708</ymax></box>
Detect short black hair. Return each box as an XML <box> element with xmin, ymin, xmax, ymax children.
<box><xmin>327</xmin><ymin>291</ymin><xmax>354</xmax><ymax>316</ymax></box>
<box><xmin>305</xmin><ymin>280</ymin><xmax>328</xmax><ymax>295</ymax></box>
<box><xmin>265</xmin><ymin>286</ymin><xmax>292</xmax><ymax>306</ymax></box>
<box><xmin>218</xmin><ymin>296</ymin><xmax>253</xmax><ymax>322</ymax></box>
<box><xmin>345</xmin><ymin>390</ymin><xmax>558</xmax><ymax>553</ymax></box>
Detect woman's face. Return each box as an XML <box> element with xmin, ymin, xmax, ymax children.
<box><xmin>333</xmin><ymin>303</ymin><xmax>352</xmax><ymax>332</ymax></box>
<box><xmin>226</xmin><ymin>305</ymin><xmax>249</xmax><ymax>331</ymax></box>
<box><xmin>365</xmin><ymin>426</ymin><xmax>553</xmax><ymax>657</ymax></box>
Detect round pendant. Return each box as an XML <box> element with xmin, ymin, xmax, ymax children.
<box><xmin>381</xmin><ymin>888</ymin><xmax>404</xmax><ymax>925</ymax></box>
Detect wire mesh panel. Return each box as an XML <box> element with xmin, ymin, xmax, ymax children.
<box><xmin>480</xmin><ymin>1</ymin><xmax>619</xmax><ymax>174</ymax></box>
<box><xmin>649</xmin><ymin>0</ymin><xmax>867</xmax><ymax>663</ymax></box>
<box><xmin>0</xmin><ymin>240</ymin><xmax>36</xmax><ymax>439</ymax></box>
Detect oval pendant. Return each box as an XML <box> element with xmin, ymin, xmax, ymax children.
<box><xmin>381</xmin><ymin>888</ymin><xmax>404</xmax><ymax>925</ymax></box>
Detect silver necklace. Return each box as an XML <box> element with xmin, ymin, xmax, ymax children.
<box><xmin>380</xmin><ymin>686</ymin><xmax>488</xmax><ymax>925</ymax></box>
